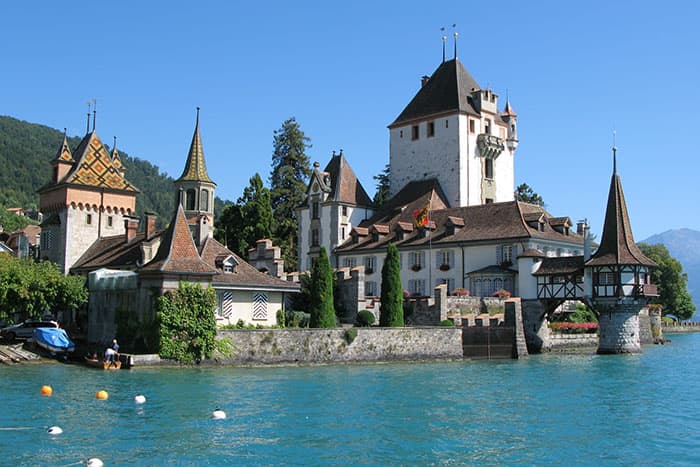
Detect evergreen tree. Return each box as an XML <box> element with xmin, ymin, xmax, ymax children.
<box><xmin>373</xmin><ymin>163</ymin><xmax>391</xmax><ymax>207</ymax></box>
<box><xmin>214</xmin><ymin>173</ymin><xmax>272</xmax><ymax>259</ymax></box>
<box><xmin>309</xmin><ymin>247</ymin><xmax>335</xmax><ymax>328</ymax></box>
<box><xmin>379</xmin><ymin>243</ymin><xmax>404</xmax><ymax>327</ymax></box>
<box><xmin>269</xmin><ymin>117</ymin><xmax>312</xmax><ymax>271</ymax></box>
<box><xmin>515</xmin><ymin>183</ymin><xmax>544</xmax><ymax>206</ymax></box>
<box><xmin>639</xmin><ymin>243</ymin><xmax>696</xmax><ymax>320</ymax></box>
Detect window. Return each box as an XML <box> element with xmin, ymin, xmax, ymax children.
<box><xmin>408</xmin><ymin>279</ymin><xmax>426</xmax><ymax>296</ymax></box>
<box><xmin>365</xmin><ymin>281</ymin><xmax>377</xmax><ymax>297</ymax></box>
<box><xmin>411</xmin><ymin>125</ymin><xmax>419</xmax><ymax>140</ymax></box>
<box><xmin>312</xmin><ymin>201</ymin><xmax>320</xmax><ymax>219</ymax></box>
<box><xmin>485</xmin><ymin>198</ymin><xmax>494</xmax><ymax>204</ymax></box>
<box><xmin>409</xmin><ymin>251</ymin><xmax>425</xmax><ymax>270</ymax></box>
<box><xmin>252</xmin><ymin>292</ymin><xmax>268</xmax><ymax>320</ymax></box>
<box><xmin>311</xmin><ymin>229</ymin><xmax>320</xmax><ymax>246</ymax></box>
<box><xmin>484</xmin><ymin>119</ymin><xmax>492</xmax><ymax>135</ymax></box>
<box><xmin>364</xmin><ymin>256</ymin><xmax>375</xmax><ymax>274</ymax></box>
<box><xmin>485</xmin><ymin>158</ymin><xmax>494</xmax><ymax>179</ymax></box>
<box><xmin>86</xmin><ymin>214</ymin><xmax>92</xmax><ymax>225</ymax></box>
<box><xmin>598</xmin><ymin>272</ymin><xmax>616</xmax><ymax>285</ymax></box>
<box><xmin>437</xmin><ymin>250</ymin><xmax>453</xmax><ymax>269</ymax></box>
<box><xmin>499</xmin><ymin>245</ymin><xmax>513</xmax><ymax>264</ymax></box>
<box><xmin>343</xmin><ymin>257</ymin><xmax>357</xmax><ymax>268</ymax></box>
<box><xmin>186</xmin><ymin>189</ymin><xmax>196</xmax><ymax>210</ymax></box>
<box><xmin>107</xmin><ymin>216</ymin><xmax>113</xmax><ymax>228</ymax></box>
<box><xmin>223</xmin><ymin>264</ymin><xmax>234</xmax><ymax>273</ymax></box>
<box><xmin>201</xmin><ymin>189</ymin><xmax>209</xmax><ymax>211</ymax></box>
<box><xmin>445</xmin><ymin>119</ymin><xmax>449</xmax><ymax>128</ymax></box>
<box><xmin>342</xmin><ymin>206</ymin><xmax>348</xmax><ymax>216</ymax></box>
<box><xmin>41</xmin><ymin>230</ymin><xmax>53</xmax><ymax>250</ymax></box>
<box><xmin>427</xmin><ymin>121</ymin><xmax>435</xmax><ymax>137</ymax></box>
<box><xmin>469</xmin><ymin>119</ymin><xmax>475</xmax><ymax>133</ymax></box>
<box><xmin>341</xmin><ymin>227</ymin><xmax>345</xmax><ymax>240</ymax></box>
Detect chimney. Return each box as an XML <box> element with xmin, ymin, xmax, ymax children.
<box><xmin>421</xmin><ymin>75</ymin><xmax>430</xmax><ymax>87</ymax></box>
<box><xmin>144</xmin><ymin>211</ymin><xmax>157</xmax><ymax>239</ymax></box>
<box><xmin>583</xmin><ymin>222</ymin><xmax>591</xmax><ymax>261</ymax></box>
<box><xmin>124</xmin><ymin>216</ymin><xmax>139</xmax><ymax>242</ymax></box>
<box><xmin>576</xmin><ymin>221</ymin><xmax>585</xmax><ymax>236</ymax></box>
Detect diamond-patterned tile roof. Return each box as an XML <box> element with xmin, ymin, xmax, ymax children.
<box><xmin>64</xmin><ymin>132</ymin><xmax>138</xmax><ymax>192</ymax></box>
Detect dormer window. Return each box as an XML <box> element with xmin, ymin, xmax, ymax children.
<box><xmin>216</xmin><ymin>254</ymin><xmax>239</xmax><ymax>274</ymax></box>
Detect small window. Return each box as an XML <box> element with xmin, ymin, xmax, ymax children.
<box><xmin>342</xmin><ymin>206</ymin><xmax>348</xmax><ymax>216</ymax></box>
<box><xmin>445</xmin><ymin>119</ymin><xmax>449</xmax><ymax>128</ymax></box>
<box><xmin>311</xmin><ymin>229</ymin><xmax>320</xmax><ymax>246</ymax></box>
<box><xmin>185</xmin><ymin>189</ymin><xmax>196</xmax><ymax>210</ymax></box>
<box><xmin>201</xmin><ymin>189</ymin><xmax>209</xmax><ymax>211</ymax></box>
<box><xmin>469</xmin><ymin>120</ymin><xmax>475</xmax><ymax>133</ymax></box>
<box><xmin>343</xmin><ymin>257</ymin><xmax>357</xmax><ymax>268</ymax></box>
<box><xmin>107</xmin><ymin>216</ymin><xmax>113</xmax><ymax>227</ymax></box>
<box><xmin>312</xmin><ymin>201</ymin><xmax>320</xmax><ymax>219</ymax></box>
<box><xmin>484</xmin><ymin>119</ymin><xmax>492</xmax><ymax>135</ymax></box>
<box><xmin>485</xmin><ymin>159</ymin><xmax>494</xmax><ymax>179</ymax></box>
<box><xmin>411</xmin><ymin>125</ymin><xmax>419</xmax><ymax>140</ymax></box>
<box><xmin>341</xmin><ymin>227</ymin><xmax>345</xmax><ymax>240</ymax></box>
<box><xmin>364</xmin><ymin>256</ymin><xmax>375</xmax><ymax>274</ymax></box>
<box><xmin>86</xmin><ymin>214</ymin><xmax>92</xmax><ymax>225</ymax></box>
<box><xmin>427</xmin><ymin>121</ymin><xmax>435</xmax><ymax>137</ymax></box>
<box><xmin>399</xmin><ymin>130</ymin><xmax>403</xmax><ymax>138</ymax></box>
<box><xmin>365</xmin><ymin>281</ymin><xmax>377</xmax><ymax>297</ymax></box>
<box><xmin>485</xmin><ymin>198</ymin><xmax>494</xmax><ymax>204</ymax></box>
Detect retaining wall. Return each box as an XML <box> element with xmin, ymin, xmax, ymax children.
<box><xmin>549</xmin><ymin>333</ymin><xmax>598</xmax><ymax>351</ymax></box>
<box><xmin>214</xmin><ymin>327</ymin><xmax>463</xmax><ymax>365</ymax></box>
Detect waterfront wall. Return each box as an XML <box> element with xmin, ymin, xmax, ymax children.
<box><xmin>662</xmin><ymin>323</ymin><xmax>700</xmax><ymax>333</ymax></box>
<box><xmin>214</xmin><ymin>327</ymin><xmax>463</xmax><ymax>365</ymax></box>
<box><xmin>549</xmin><ymin>333</ymin><xmax>598</xmax><ymax>351</ymax></box>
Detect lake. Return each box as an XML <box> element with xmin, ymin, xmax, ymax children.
<box><xmin>2</xmin><ymin>333</ymin><xmax>700</xmax><ymax>466</ymax></box>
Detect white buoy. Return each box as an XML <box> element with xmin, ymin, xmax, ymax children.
<box><xmin>134</xmin><ymin>394</ymin><xmax>146</xmax><ymax>404</ymax></box>
<box><xmin>86</xmin><ymin>458</ymin><xmax>104</xmax><ymax>467</ymax></box>
<box><xmin>212</xmin><ymin>408</ymin><xmax>227</xmax><ymax>419</ymax></box>
<box><xmin>47</xmin><ymin>426</ymin><xmax>63</xmax><ymax>435</ymax></box>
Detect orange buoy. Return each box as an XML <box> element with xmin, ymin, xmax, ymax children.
<box><xmin>96</xmin><ymin>390</ymin><xmax>109</xmax><ymax>400</ymax></box>
<box><xmin>41</xmin><ymin>385</ymin><xmax>53</xmax><ymax>397</ymax></box>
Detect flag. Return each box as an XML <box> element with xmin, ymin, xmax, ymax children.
<box><xmin>413</xmin><ymin>203</ymin><xmax>429</xmax><ymax>228</ymax></box>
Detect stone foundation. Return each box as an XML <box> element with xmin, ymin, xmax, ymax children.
<box><xmin>596</xmin><ymin>299</ymin><xmax>643</xmax><ymax>354</ymax></box>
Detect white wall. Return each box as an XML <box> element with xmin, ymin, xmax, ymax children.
<box><xmin>215</xmin><ymin>289</ymin><xmax>285</xmax><ymax>327</ymax></box>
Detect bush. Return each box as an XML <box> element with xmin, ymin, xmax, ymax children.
<box><xmin>276</xmin><ymin>309</ymin><xmax>286</xmax><ymax>327</ymax></box>
<box><xmin>344</xmin><ymin>328</ymin><xmax>358</xmax><ymax>344</ymax></box>
<box><xmin>357</xmin><ymin>310</ymin><xmax>376</xmax><ymax>327</ymax></box>
<box><xmin>439</xmin><ymin>319</ymin><xmax>455</xmax><ymax>327</ymax></box>
<box><xmin>286</xmin><ymin>310</ymin><xmax>310</xmax><ymax>328</ymax></box>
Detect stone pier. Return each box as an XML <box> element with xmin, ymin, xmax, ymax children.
<box><xmin>596</xmin><ymin>299</ymin><xmax>643</xmax><ymax>354</ymax></box>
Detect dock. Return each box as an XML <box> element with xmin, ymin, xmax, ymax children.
<box><xmin>0</xmin><ymin>344</ymin><xmax>42</xmax><ymax>365</ymax></box>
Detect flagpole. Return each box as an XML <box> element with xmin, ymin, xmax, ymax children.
<box><xmin>428</xmin><ymin>193</ymin><xmax>432</xmax><ymax>294</ymax></box>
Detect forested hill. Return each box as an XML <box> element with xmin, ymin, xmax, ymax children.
<box><xmin>0</xmin><ymin>116</ymin><xmax>229</xmax><ymax>223</ymax></box>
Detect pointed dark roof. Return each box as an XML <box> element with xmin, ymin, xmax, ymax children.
<box><xmin>110</xmin><ymin>141</ymin><xmax>124</xmax><ymax>172</ymax></box>
<box><xmin>390</xmin><ymin>58</ymin><xmax>480</xmax><ymax>127</ymax></box>
<box><xmin>53</xmin><ymin>133</ymin><xmax>74</xmax><ymax>163</ymax></box>
<box><xmin>141</xmin><ymin>204</ymin><xmax>216</xmax><ymax>274</ymax></box>
<box><xmin>502</xmin><ymin>100</ymin><xmax>517</xmax><ymax>117</ymax></box>
<box><xmin>586</xmin><ymin>164</ymin><xmax>656</xmax><ymax>267</ymax></box>
<box><xmin>323</xmin><ymin>152</ymin><xmax>373</xmax><ymax>206</ymax></box>
<box><xmin>176</xmin><ymin>112</ymin><xmax>215</xmax><ymax>184</ymax></box>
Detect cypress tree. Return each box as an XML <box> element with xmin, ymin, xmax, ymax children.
<box><xmin>309</xmin><ymin>247</ymin><xmax>336</xmax><ymax>328</ymax></box>
<box><xmin>379</xmin><ymin>243</ymin><xmax>404</xmax><ymax>327</ymax></box>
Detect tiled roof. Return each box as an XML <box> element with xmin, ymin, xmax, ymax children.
<box><xmin>71</xmin><ymin>232</ymin><xmax>149</xmax><ymax>273</ymax></box>
<box><xmin>586</xmin><ymin>166</ymin><xmax>656</xmax><ymax>267</ymax></box>
<box><xmin>176</xmin><ymin>112</ymin><xmax>214</xmax><ymax>184</ymax></box>
<box><xmin>141</xmin><ymin>205</ymin><xmax>216</xmax><ymax>274</ymax></box>
<box><xmin>518</xmin><ymin>248</ymin><xmax>545</xmax><ymax>258</ymax></box>
<box><xmin>53</xmin><ymin>134</ymin><xmax>74</xmax><ymax>163</ymax></box>
<box><xmin>110</xmin><ymin>144</ymin><xmax>124</xmax><ymax>171</ymax></box>
<box><xmin>200</xmin><ymin>237</ymin><xmax>299</xmax><ymax>291</ymax></box>
<box><xmin>390</xmin><ymin>58</ymin><xmax>480</xmax><ymax>127</ymax></box>
<box><xmin>533</xmin><ymin>256</ymin><xmax>585</xmax><ymax>276</ymax></box>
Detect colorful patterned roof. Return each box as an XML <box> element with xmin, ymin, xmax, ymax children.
<box><xmin>110</xmin><ymin>143</ymin><xmax>124</xmax><ymax>171</ymax></box>
<box><xmin>63</xmin><ymin>132</ymin><xmax>138</xmax><ymax>192</ymax></box>
<box><xmin>53</xmin><ymin>134</ymin><xmax>74</xmax><ymax>163</ymax></box>
<box><xmin>176</xmin><ymin>111</ymin><xmax>214</xmax><ymax>184</ymax></box>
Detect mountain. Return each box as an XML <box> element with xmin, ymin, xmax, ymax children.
<box><xmin>642</xmin><ymin>228</ymin><xmax>700</xmax><ymax>314</ymax></box>
<box><xmin>0</xmin><ymin>116</ymin><xmax>229</xmax><ymax>225</ymax></box>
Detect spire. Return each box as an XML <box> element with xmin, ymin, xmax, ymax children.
<box><xmin>176</xmin><ymin>107</ymin><xmax>215</xmax><ymax>184</ymax></box>
<box><xmin>53</xmin><ymin>130</ymin><xmax>74</xmax><ymax>163</ymax></box>
<box><xmin>502</xmin><ymin>99</ymin><xmax>517</xmax><ymax>117</ymax></box>
<box><xmin>586</xmin><ymin>147</ymin><xmax>656</xmax><ymax>268</ymax></box>
<box><xmin>612</xmin><ymin>130</ymin><xmax>617</xmax><ymax>175</ymax></box>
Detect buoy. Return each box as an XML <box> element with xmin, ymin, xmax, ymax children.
<box><xmin>134</xmin><ymin>394</ymin><xmax>146</xmax><ymax>404</ymax></box>
<box><xmin>96</xmin><ymin>390</ymin><xmax>109</xmax><ymax>400</ymax></box>
<box><xmin>47</xmin><ymin>426</ymin><xmax>63</xmax><ymax>435</ymax></box>
<box><xmin>41</xmin><ymin>385</ymin><xmax>53</xmax><ymax>397</ymax></box>
<box><xmin>212</xmin><ymin>408</ymin><xmax>226</xmax><ymax>419</ymax></box>
<box><xmin>86</xmin><ymin>458</ymin><xmax>104</xmax><ymax>467</ymax></box>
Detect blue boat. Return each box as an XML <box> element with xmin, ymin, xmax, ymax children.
<box><xmin>33</xmin><ymin>327</ymin><xmax>75</xmax><ymax>353</ymax></box>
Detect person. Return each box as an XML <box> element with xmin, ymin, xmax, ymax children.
<box><xmin>104</xmin><ymin>346</ymin><xmax>116</xmax><ymax>365</ymax></box>
<box><xmin>112</xmin><ymin>339</ymin><xmax>120</xmax><ymax>354</ymax></box>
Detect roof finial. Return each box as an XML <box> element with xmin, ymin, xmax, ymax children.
<box><xmin>440</xmin><ymin>27</ymin><xmax>447</xmax><ymax>63</ymax></box>
<box><xmin>63</xmin><ymin>127</ymin><xmax>67</xmax><ymax>138</ymax></box>
<box><xmin>86</xmin><ymin>101</ymin><xmax>91</xmax><ymax>134</ymax></box>
<box><xmin>453</xmin><ymin>25</ymin><xmax>458</xmax><ymax>59</ymax></box>
<box><xmin>196</xmin><ymin>106</ymin><xmax>200</xmax><ymax>126</ymax></box>
<box><xmin>113</xmin><ymin>135</ymin><xmax>117</xmax><ymax>150</ymax></box>
<box><xmin>92</xmin><ymin>98</ymin><xmax>97</xmax><ymax>132</ymax></box>
<box><xmin>612</xmin><ymin>129</ymin><xmax>617</xmax><ymax>175</ymax></box>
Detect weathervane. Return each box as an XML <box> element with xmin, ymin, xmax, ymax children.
<box><xmin>612</xmin><ymin>129</ymin><xmax>617</xmax><ymax>174</ymax></box>
<box><xmin>86</xmin><ymin>101</ymin><xmax>91</xmax><ymax>134</ymax></box>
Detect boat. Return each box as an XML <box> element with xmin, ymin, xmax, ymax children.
<box><xmin>84</xmin><ymin>357</ymin><xmax>122</xmax><ymax>370</ymax></box>
<box><xmin>32</xmin><ymin>327</ymin><xmax>75</xmax><ymax>354</ymax></box>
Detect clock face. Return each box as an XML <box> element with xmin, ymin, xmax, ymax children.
<box><xmin>312</xmin><ymin>182</ymin><xmax>319</xmax><ymax>192</ymax></box>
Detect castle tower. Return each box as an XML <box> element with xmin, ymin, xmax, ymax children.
<box><xmin>38</xmin><ymin>127</ymin><xmax>139</xmax><ymax>274</ymax></box>
<box><xmin>174</xmin><ymin>108</ymin><xmax>216</xmax><ymax>247</ymax></box>
<box><xmin>586</xmin><ymin>147</ymin><xmax>657</xmax><ymax>354</ymax></box>
<box><xmin>388</xmin><ymin>57</ymin><xmax>518</xmax><ymax>207</ymax></box>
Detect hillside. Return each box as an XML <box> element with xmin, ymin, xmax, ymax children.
<box><xmin>0</xmin><ymin>116</ymin><xmax>229</xmax><ymax>224</ymax></box>
<box><xmin>642</xmin><ymin>228</ymin><xmax>700</xmax><ymax>312</ymax></box>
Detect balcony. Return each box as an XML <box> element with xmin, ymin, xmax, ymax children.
<box><xmin>477</xmin><ymin>134</ymin><xmax>505</xmax><ymax>159</ymax></box>
<box><xmin>635</xmin><ymin>284</ymin><xmax>659</xmax><ymax>297</ymax></box>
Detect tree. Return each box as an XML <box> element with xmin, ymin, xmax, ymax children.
<box><xmin>309</xmin><ymin>247</ymin><xmax>335</xmax><ymax>328</ymax></box>
<box><xmin>269</xmin><ymin>117</ymin><xmax>312</xmax><ymax>271</ymax></box>
<box><xmin>639</xmin><ymin>243</ymin><xmax>695</xmax><ymax>320</ymax></box>
<box><xmin>379</xmin><ymin>244</ymin><xmax>404</xmax><ymax>327</ymax></box>
<box><xmin>156</xmin><ymin>282</ymin><xmax>217</xmax><ymax>363</ymax></box>
<box><xmin>0</xmin><ymin>206</ymin><xmax>31</xmax><ymax>233</ymax></box>
<box><xmin>215</xmin><ymin>173</ymin><xmax>272</xmax><ymax>259</ymax></box>
<box><xmin>515</xmin><ymin>183</ymin><xmax>544</xmax><ymax>206</ymax></box>
<box><xmin>373</xmin><ymin>164</ymin><xmax>391</xmax><ymax>207</ymax></box>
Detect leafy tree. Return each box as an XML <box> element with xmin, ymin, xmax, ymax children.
<box><xmin>156</xmin><ymin>282</ymin><xmax>217</xmax><ymax>363</ymax></box>
<box><xmin>0</xmin><ymin>206</ymin><xmax>32</xmax><ymax>233</ymax></box>
<box><xmin>309</xmin><ymin>247</ymin><xmax>335</xmax><ymax>328</ymax></box>
<box><xmin>269</xmin><ymin>117</ymin><xmax>312</xmax><ymax>271</ymax></box>
<box><xmin>0</xmin><ymin>254</ymin><xmax>87</xmax><ymax>323</ymax></box>
<box><xmin>639</xmin><ymin>243</ymin><xmax>695</xmax><ymax>320</ymax></box>
<box><xmin>373</xmin><ymin>164</ymin><xmax>391</xmax><ymax>207</ymax></box>
<box><xmin>515</xmin><ymin>183</ymin><xmax>544</xmax><ymax>206</ymax></box>
<box><xmin>215</xmin><ymin>173</ymin><xmax>272</xmax><ymax>258</ymax></box>
<box><xmin>379</xmin><ymin>244</ymin><xmax>404</xmax><ymax>327</ymax></box>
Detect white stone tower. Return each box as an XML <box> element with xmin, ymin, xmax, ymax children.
<box><xmin>388</xmin><ymin>56</ymin><xmax>518</xmax><ymax>208</ymax></box>
<box><xmin>174</xmin><ymin>108</ymin><xmax>216</xmax><ymax>248</ymax></box>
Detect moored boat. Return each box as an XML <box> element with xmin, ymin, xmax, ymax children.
<box><xmin>32</xmin><ymin>328</ymin><xmax>75</xmax><ymax>354</ymax></box>
<box><xmin>84</xmin><ymin>357</ymin><xmax>122</xmax><ymax>370</ymax></box>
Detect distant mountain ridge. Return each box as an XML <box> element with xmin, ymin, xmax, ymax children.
<box><xmin>0</xmin><ymin>116</ymin><xmax>228</xmax><ymax>224</ymax></box>
<box><xmin>642</xmin><ymin>228</ymin><xmax>700</xmax><ymax>312</ymax></box>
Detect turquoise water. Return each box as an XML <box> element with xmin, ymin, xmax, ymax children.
<box><xmin>2</xmin><ymin>335</ymin><xmax>700</xmax><ymax>466</ymax></box>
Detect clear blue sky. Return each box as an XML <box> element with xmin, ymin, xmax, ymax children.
<box><xmin>3</xmin><ymin>1</ymin><xmax>699</xmax><ymax>241</ymax></box>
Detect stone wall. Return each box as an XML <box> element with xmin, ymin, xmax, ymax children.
<box><xmin>596</xmin><ymin>299</ymin><xmax>643</xmax><ymax>354</ymax></box>
<box><xmin>549</xmin><ymin>333</ymin><xmax>598</xmax><ymax>351</ymax></box>
<box><xmin>336</xmin><ymin>267</ymin><xmax>365</xmax><ymax>323</ymax></box>
<box><xmin>214</xmin><ymin>327</ymin><xmax>463</xmax><ymax>365</ymax></box>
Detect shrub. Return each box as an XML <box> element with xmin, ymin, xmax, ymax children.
<box><xmin>439</xmin><ymin>319</ymin><xmax>455</xmax><ymax>327</ymax></box>
<box><xmin>357</xmin><ymin>310</ymin><xmax>376</xmax><ymax>327</ymax></box>
<box><xmin>344</xmin><ymin>328</ymin><xmax>358</xmax><ymax>344</ymax></box>
<box><xmin>276</xmin><ymin>309</ymin><xmax>286</xmax><ymax>327</ymax></box>
<box><xmin>286</xmin><ymin>310</ymin><xmax>310</xmax><ymax>328</ymax></box>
